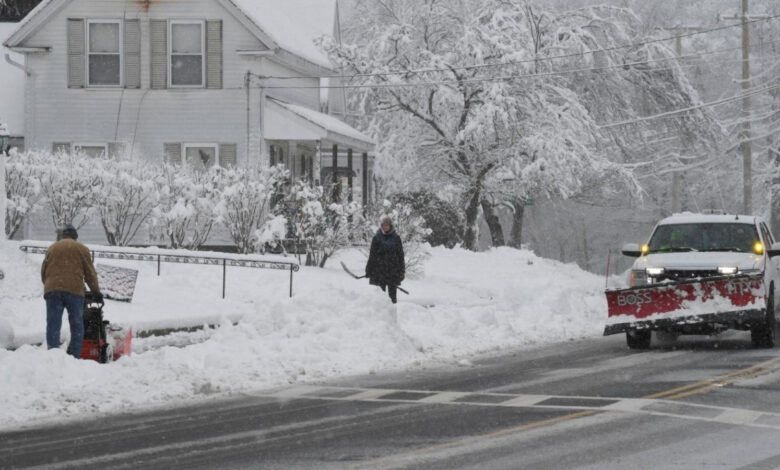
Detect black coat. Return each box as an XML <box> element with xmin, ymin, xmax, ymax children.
<box><xmin>365</xmin><ymin>229</ymin><xmax>405</xmax><ymax>286</ymax></box>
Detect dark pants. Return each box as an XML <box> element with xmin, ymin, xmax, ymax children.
<box><xmin>380</xmin><ymin>285</ymin><xmax>398</xmax><ymax>304</ymax></box>
<box><xmin>44</xmin><ymin>291</ymin><xmax>85</xmax><ymax>358</ymax></box>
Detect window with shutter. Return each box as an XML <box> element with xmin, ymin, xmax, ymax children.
<box><xmin>183</xmin><ymin>143</ymin><xmax>218</xmax><ymax>170</ymax></box>
<box><xmin>169</xmin><ymin>21</ymin><xmax>205</xmax><ymax>87</ymax></box>
<box><xmin>87</xmin><ymin>20</ymin><xmax>122</xmax><ymax>87</ymax></box>
<box><xmin>52</xmin><ymin>142</ymin><xmax>71</xmax><ymax>153</ymax></box>
<box><xmin>74</xmin><ymin>143</ymin><xmax>108</xmax><ymax>158</ymax></box>
<box><xmin>108</xmin><ymin>142</ymin><xmax>125</xmax><ymax>158</ymax></box>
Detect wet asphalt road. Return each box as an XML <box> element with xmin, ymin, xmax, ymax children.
<box><xmin>3</xmin><ymin>331</ymin><xmax>780</xmax><ymax>469</ymax></box>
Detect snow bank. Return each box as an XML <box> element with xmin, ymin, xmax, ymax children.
<box><xmin>0</xmin><ymin>239</ymin><xmax>607</xmax><ymax>428</ymax></box>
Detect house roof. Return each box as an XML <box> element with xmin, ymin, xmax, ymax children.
<box><xmin>4</xmin><ymin>0</ymin><xmax>338</xmax><ymax>72</ymax></box>
<box><xmin>266</xmin><ymin>98</ymin><xmax>373</xmax><ymax>152</ymax></box>
<box><xmin>230</xmin><ymin>0</ymin><xmax>337</xmax><ymax>70</ymax></box>
<box><xmin>0</xmin><ymin>22</ymin><xmax>26</xmax><ymax>135</ymax></box>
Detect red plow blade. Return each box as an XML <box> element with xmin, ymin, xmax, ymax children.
<box><xmin>604</xmin><ymin>274</ymin><xmax>766</xmax><ymax>335</ymax></box>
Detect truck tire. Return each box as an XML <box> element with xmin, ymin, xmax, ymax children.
<box><xmin>626</xmin><ymin>329</ymin><xmax>651</xmax><ymax>349</ymax></box>
<box><xmin>751</xmin><ymin>292</ymin><xmax>775</xmax><ymax>349</ymax></box>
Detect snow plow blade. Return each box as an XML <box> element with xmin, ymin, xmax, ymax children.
<box><xmin>604</xmin><ymin>274</ymin><xmax>766</xmax><ymax>335</ymax></box>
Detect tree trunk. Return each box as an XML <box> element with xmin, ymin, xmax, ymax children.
<box><xmin>508</xmin><ymin>199</ymin><xmax>525</xmax><ymax>248</ymax></box>
<box><xmin>480</xmin><ymin>199</ymin><xmax>504</xmax><ymax>247</ymax></box>
<box><xmin>463</xmin><ymin>186</ymin><xmax>482</xmax><ymax>251</ymax></box>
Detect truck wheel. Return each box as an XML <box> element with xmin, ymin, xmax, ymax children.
<box><xmin>626</xmin><ymin>330</ymin><xmax>651</xmax><ymax>349</ymax></box>
<box><xmin>751</xmin><ymin>293</ymin><xmax>775</xmax><ymax>349</ymax></box>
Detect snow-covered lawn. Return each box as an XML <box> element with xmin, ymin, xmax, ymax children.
<box><xmin>0</xmin><ymin>240</ymin><xmax>608</xmax><ymax>429</ymax></box>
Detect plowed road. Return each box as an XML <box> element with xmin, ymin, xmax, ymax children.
<box><xmin>4</xmin><ymin>332</ymin><xmax>780</xmax><ymax>469</ymax></box>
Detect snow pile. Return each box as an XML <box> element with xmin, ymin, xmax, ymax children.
<box><xmin>0</xmin><ymin>239</ymin><xmax>607</xmax><ymax>428</ymax></box>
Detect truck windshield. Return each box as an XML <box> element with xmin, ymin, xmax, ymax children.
<box><xmin>647</xmin><ymin>223</ymin><xmax>759</xmax><ymax>254</ymax></box>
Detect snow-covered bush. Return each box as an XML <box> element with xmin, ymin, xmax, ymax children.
<box><xmin>214</xmin><ymin>165</ymin><xmax>287</xmax><ymax>254</ymax></box>
<box><xmin>364</xmin><ymin>199</ymin><xmax>431</xmax><ymax>278</ymax></box>
<box><xmin>287</xmin><ymin>181</ymin><xmax>365</xmax><ymax>267</ymax></box>
<box><xmin>92</xmin><ymin>159</ymin><xmax>159</xmax><ymax>246</ymax></box>
<box><xmin>152</xmin><ymin>165</ymin><xmax>219</xmax><ymax>250</ymax></box>
<box><xmin>390</xmin><ymin>191</ymin><xmax>462</xmax><ymax>248</ymax></box>
<box><xmin>4</xmin><ymin>150</ymin><xmax>43</xmax><ymax>238</ymax></box>
<box><xmin>37</xmin><ymin>151</ymin><xmax>98</xmax><ymax>229</ymax></box>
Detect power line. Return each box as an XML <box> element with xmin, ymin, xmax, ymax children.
<box><xmin>599</xmin><ymin>80</ymin><xmax>780</xmax><ymax>129</ymax></box>
<box><xmin>261</xmin><ymin>14</ymin><xmax>780</xmax><ymax>82</ymax></box>
<box><xmin>250</xmin><ymin>48</ymin><xmax>780</xmax><ymax>90</ymax></box>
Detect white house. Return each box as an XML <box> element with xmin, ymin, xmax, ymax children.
<box><xmin>1</xmin><ymin>21</ymin><xmax>26</xmax><ymax>151</ymax></box>
<box><xmin>3</xmin><ymin>0</ymin><xmax>375</xmax><ymax>243</ymax></box>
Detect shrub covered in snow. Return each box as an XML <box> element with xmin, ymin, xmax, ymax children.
<box><xmin>37</xmin><ymin>151</ymin><xmax>99</xmax><ymax>229</ymax></box>
<box><xmin>286</xmin><ymin>181</ymin><xmax>365</xmax><ymax>267</ymax></box>
<box><xmin>214</xmin><ymin>165</ymin><xmax>288</xmax><ymax>254</ymax></box>
<box><xmin>92</xmin><ymin>159</ymin><xmax>159</xmax><ymax>246</ymax></box>
<box><xmin>151</xmin><ymin>164</ymin><xmax>220</xmax><ymax>250</ymax></box>
<box><xmin>390</xmin><ymin>191</ymin><xmax>462</xmax><ymax>248</ymax></box>
<box><xmin>4</xmin><ymin>150</ymin><xmax>43</xmax><ymax>239</ymax></box>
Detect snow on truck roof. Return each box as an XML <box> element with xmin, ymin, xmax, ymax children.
<box><xmin>657</xmin><ymin>213</ymin><xmax>759</xmax><ymax>225</ymax></box>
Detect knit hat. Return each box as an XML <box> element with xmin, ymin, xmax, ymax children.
<box><xmin>59</xmin><ymin>224</ymin><xmax>78</xmax><ymax>240</ymax></box>
<box><xmin>380</xmin><ymin>216</ymin><xmax>393</xmax><ymax>228</ymax></box>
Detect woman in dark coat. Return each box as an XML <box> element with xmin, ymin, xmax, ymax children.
<box><xmin>365</xmin><ymin>216</ymin><xmax>405</xmax><ymax>303</ymax></box>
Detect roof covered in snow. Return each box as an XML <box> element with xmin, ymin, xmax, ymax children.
<box><xmin>230</xmin><ymin>0</ymin><xmax>339</xmax><ymax>69</ymax></box>
<box><xmin>267</xmin><ymin>97</ymin><xmax>373</xmax><ymax>150</ymax></box>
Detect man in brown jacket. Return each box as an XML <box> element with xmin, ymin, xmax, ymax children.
<box><xmin>41</xmin><ymin>224</ymin><xmax>101</xmax><ymax>358</ymax></box>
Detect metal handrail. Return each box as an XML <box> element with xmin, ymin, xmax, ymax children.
<box><xmin>20</xmin><ymin>244</ymin><xmax>300</xmax><ymax>298</ymax></box>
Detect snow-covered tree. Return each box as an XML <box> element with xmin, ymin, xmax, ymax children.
<box><xmin>330</xmin><ymin>0</ymin><xmax>723</xmax><ymax>250</ymax></box>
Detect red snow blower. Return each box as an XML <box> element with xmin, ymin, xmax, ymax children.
<box><xmin>81</xmin><ymin>292</ymin><xmax>132</xmax><ymax>363</ymax></box>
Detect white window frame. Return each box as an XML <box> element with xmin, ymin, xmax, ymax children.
<box><xmin>183</xmin><ymin>143</ymin><xmax>220</xmax><ymax>169</ymax></box>
<box><xmin>168</xmin><ymin>20</ymin><xmax>206</xmax><ymax>88</ymax></box>
<box><xmin>73</xmin><ymin>142</ymin><xmax>109</xmax><ymax>158</ymax></box>
<box><xmin>86</xmin><ymin>19</ymin><xmax>123</xmax><ymax>88</ymax></box>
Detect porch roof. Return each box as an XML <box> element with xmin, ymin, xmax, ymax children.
<box><xmin>265</xmin><ymin>98</ymin><xmax>374</xmax><ymax>152</ymax></box>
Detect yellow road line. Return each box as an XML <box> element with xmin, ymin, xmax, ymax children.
<box><xmin>646</xmin><ymin>356</ymin><xmax>780</xmax><ymax>400</ymax></box>
<box><xmin>380</xmin><ymin>355</ymin><xmax>780</xmax><ymax>463</ymax></box>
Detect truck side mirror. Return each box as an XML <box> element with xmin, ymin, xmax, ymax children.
<box><xmin>621</xmin><ymin>243</ymin><xmax>642</xmax><ymax>257</ymax></box>
<box><xmin>768</xmin><ymin>242</ymin><xmax>780</xmax><ymax>258</ymax></box>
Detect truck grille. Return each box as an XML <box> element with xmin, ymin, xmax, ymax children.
<box><xmin>654</xmin><ymin>269</ymin><xmax>719</xmax><ymax>283</ymax></box>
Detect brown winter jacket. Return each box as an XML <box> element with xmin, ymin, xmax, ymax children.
<box><xmin>41</xmin><ymin>239</ymin><xmax>100</xmax><ymax>297</ymax></box>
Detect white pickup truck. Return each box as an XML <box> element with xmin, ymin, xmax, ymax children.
<box><xmin>605</xmin><ymin>213</ymin><xmax>780</xmax><ymax>349</ymax></box>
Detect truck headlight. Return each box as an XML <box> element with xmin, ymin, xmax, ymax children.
<box><xmin>718</xmin><ymin>266</ymin><xmax>738</xmax><ymax>275</ymax></box>
<box><xmin>646</xmin><ymin>267</ymin><xmax>665</xmax><ymax>276</ymax></box>
<box><xmin>631</xmin><ymin>270</ymin><xmax>648</xmax><ymax>286</ymax></box>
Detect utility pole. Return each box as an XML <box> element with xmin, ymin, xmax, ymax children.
<box><xmin>722</xmin><ymin>0</ymin><xmax>765</xmax><ymax>214</ymax></box>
